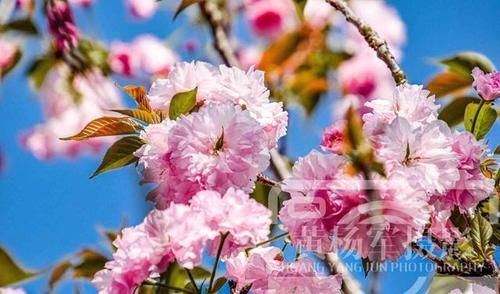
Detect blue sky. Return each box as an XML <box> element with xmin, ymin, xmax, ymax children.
<box><xmin>0</xmin><ymin>0</ymin><xmax>498</xmax><ymax>293</ymax></box>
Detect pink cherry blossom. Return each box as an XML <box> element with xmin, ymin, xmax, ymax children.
<box><xmin>127</xmin><ymin>0</ymin><xmax>157</xmax><ymax>19</ymax></box>
<box><xmin>363</xmin><ymin>84</ymin><xmax>440</xmax><ymax>138</ymax></box>
<box><xmin>304</xmin><ymin>0</ymin><xmax>333</xmax><ymax>28</ymax></box>
<box><xmin>237</xmin><ymin>46</ymin><xmax>262</xmax><ymax>70</ymax></box>
<box><xmin>191</xmin><ymin>188</ymin><xmax>272</xmax><ymax>258</ymax></box>
<box><xmin>427</xmin><ymin>202</ymin><xmax>463</xmax><ymax>243</ymax></box>
<box><xmin>471</xmin><ymin>67</ymin><xmax>500</xmax><ymax>101</ymax></box>
<box><xmin>133</xmin><ymin>35</ymin><xmax>178</xmax><ymax>76</ymax></box>
<box><xmin>21</xmin><ymin>66</ymin><xmax>123</xmax><ymax>159</ymax></box>
<box><xmin>168</xmin><ymin>102</ymin><xmax>270</xmax><ymax>197</ymax></box>
<box><xmin>108</xmin><ymin>41</ymin><xmax>141</xmax><ymax>78</ymax></box>
<box><xmin>226</xmin><ymin>246</ymin><xmax>342</xmax><ymax>293</ymax></box>
<box><xmin>435</xmin><ymin>132</ymin><xmax>493</xmax><ymax>212</ymax></box>
<box><xmin>376</xmin><ymin>117</ymin><xmax>459</xmax><ymax>194</ymax></box>
<box><xmin>320</xmin><ymin>120</ymin><xmax>345</xmax><ymax>154</ymax></box>
<box><xmin>69</xmin><ymin>0</ymin><xmax>93</xmax><ymax>7</ymax></box>
<box><xmin>47</xmin><ymin>0</ymin><xmax>79</xmax><ymax>52</ymax></box>
<box><xmin>0</xmin><ymin>39</ymin><xmax>17</xmax><ymax>71</ymax></box>
<box><xmin>244</xmin><ymin>0</ymin><xmax>295</xmax><ymax>38</ymax></box>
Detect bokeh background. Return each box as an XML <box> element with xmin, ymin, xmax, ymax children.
<box><xmin>0</xmin><ymin>0</ymin><xmax>499</xmax><ymax>293</ymax></box>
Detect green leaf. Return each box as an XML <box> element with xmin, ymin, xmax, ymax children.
<box><xmin>439</xmin><ymin>52</ymin><xmax>495</xmax><ymax>77</ymax></box>
<box><xmin>112</xmin><ymin>109</ymin><xmax>161</xmax><ymax>124</ymax></box>
<box><xmin>449</xmin><ymin>208</ymin><xmax>469</xmax><ymax>234</ymax></box>
<box><xmin>464</xmin><ymin>102</ymin><xmax>497</xmax><ymax>139</ymax></box>
<box><xmin>469</xmin><ymin>213</ymin><xmax>493</xmax><ymax>260</ymax></box>
<box><xmin>494</xmin><ymin>146</ymin><xmax>500</xmax><ymax>155</ymax></box>
<box><xmin>48</xmin><ymin>260</ymin><xmax>72</xmax><ymax>290</ymax></box>
<box><xmin>251</xmin><ymin>182</ymin><xmax>271</xmax><ymax>207</ymax></box>
<box><xmin>169</xmin><ymin>87</ymin><xmax>197</xmax><ymax>120</ymax></box>
<box><xmin>27</xmin><ymin>56</ymin><xmax>57</xmax><ymax>89</ymax></box>
<box><xmin>72</xmin><ymin>249</ymin><xmax>108</xmax><ymax>279</ymax></box>
<box><xmin>0</xmin><ymin>18</ymin><xmax>38</xmax><ymax>35</ymax></box>
<box><xmin>174</xmin><ymin>0</ymin><xmax>203</xmax><ymax>19</ymax></box>
<box><xmin>0</xmin><ymin>247</ymin><xmax>37</xmax><ymax>287</ymax></box>
<box><xmin>77</xmin><ymin>39</ymin><xmax>110</xmax><ymax>74</ymax></box>
<box><xmin>90</xmin><ymin>136</ymin><xmax>144</xmax><ymax>178</ymax></box>
<box><xmin>211</xmin><ymin>277</ymin><xmax>227</xmax><ymax>293</ymax></box>
<box><xmin>0</xmin><ymin>49</ymin><xmax>22</xmax><ymax>80</ymax></box>
<box><xmin>427</xmin><ymin>71</ymin><xmax>472</xmax><ymax>98</ymax></box>
<box><xmin>293</xmin><ymin>0</ymin><xmax>307</xmax><ymax>20</ymax></box>
<box><xmin>61</xmin><ymin>117</ymin><xmax>142</xmax><ymax>141</ymax></box>
<box><xmin>438</xmin><ymin>96</ymin><xmax>480</xmax><ymax>127</ymax></box>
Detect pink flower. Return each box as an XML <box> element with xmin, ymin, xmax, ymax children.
<box><xmin>363</xmin><ymin>84</ymin><xmax>439</xmax><ymax>138</ymax></box>
<box><xmin>69</xmin><ymin>0</ymin><xmax>93</xmax><ymax>7</ymax></box>
<box><xmin>133</xmin><ymin>35</ymin><xmax>177</xmax><ymax>76</ymax></box>
<box><xmin>428</xmin><ymin>203</ymin><xmax>462</xmax><ymax>243</ymax></box>
<box><xmin>168</xmin><ymin>102</ymin><xmax>270</xmax><ymax>197</ymax></box>
<box><xmin>237</xmin><ymin>46</ymin><xmax>262</xmax><ymax>70</ymax></box>
<box><xmin>320</xmin><ymin>120</ymin><xmax>345</xmax><ymax>154</ymax></box>
<box><xmin>21</xmin><ymin>66</ymin><xmax>123</xmax><ymax>159</ymax></box>
<box><xmin>304</xmin><ymin>0</ymin><xmax>333</xmax><ymax>28</ymax></box>
<box><xmin>435</xmin><ymin>132</ymin><xmax>493</xmax><ymax>212</ymax></box>
<box><xmin>0</xmin><ymin>288</ymin><xmax>26</xmax><ymax>294</ymax></box>
<box><xmin>377</xmin><ymin>117</ymin><xmax>459</xmax><ymax>194</ymax></box>
<box><xmin>16</xmin><ymin>0</ymin><xmax>32</xmax><ymax>11</ymax></box>
<box><xmin>244</xmin><ymin>0</ymin><xmax>295</xmax><ymax>38</ymax></box>
<box><xmin>226</xmin><ymin>246</ymin><xmax>342</xmax><ymax>293</ymax></box>
<box><xmin>148</xmin><ymin>61</ymin><xmax>219</xmax><ymax>112</ymax></box>
<box><xmin>108</xmin><ymin>41</ymin><xmax>141</xmax><ymax>78</ymax></box>
<box><xmin>47</xmin><ymin>0</ymin><xmax>79</xmax><ymax>52</ymax></box>
<box><xmin>0</xmin><ymin>39</ymin><xmax>17</xmax><ymax>71</ymax></box>
<box><xmin>191</xmin><ymin>188</ymin><xmax>272</xmax><ymax>258</ymax></box>
<box><xmin>471</xmin><ymin>67</ymin><xmax>500</xmax><ymax>101</ymax></box>
<box><xmin>127</xmin><ymin>0</ymin><xmax>157</xmax><ymax>19</ymax></box>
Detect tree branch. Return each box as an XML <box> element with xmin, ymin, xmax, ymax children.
<box><xmin>325</xmin><ymin>0</ymin><xmax>408</xmax><ymax>86</ymax></box>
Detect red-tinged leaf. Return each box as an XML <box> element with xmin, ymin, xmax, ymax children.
<box><xmin>174</xmin><ymin>0</ymin><xmax>204</xmax><ymax>19</ymax></box>
<box><xmin>0</xmin><ymin>247</ymin><xmax>38</xmax><ymax>287</ymax></box>
<box><xmin>72</xmin><ymin>249</ymin><xmax>108</xmax><ymax>279</ymax></box>
<box><xmin>438</xmin><ymin>96</ymin><xmax>480</xmax><ymax>127</ymax></box>
<box><xmin>61</xmin><ymin>117</ymin><xmax>142</xmax><ymax>141</ymax></box>
<box><xmin>48</xmin><ymin>260</ymin><xmax>72</xmax><ymax>290</ymax></box>
<box><xmin>427</xmin><ymin>71</ymin><xmax>472</xmax><ymax>97</ymax></box>
<box><xmin>112</xmin><ymin>109</ymin><xmax>161</xmax><ymax>124</ymax></box>
<box><xmin>122</xmin><ymin>85</ymin><xmax>152</xmax><ymax>112</ymax></box>
<box><xmin>0</xmin><ymin>49</ymin><xmax>22</xmax><ymax>80</ymax></box>
<box><xmin>90</xmin><ymin>136</ymin><xmax>144</xmax><ymax>178</ymax></box>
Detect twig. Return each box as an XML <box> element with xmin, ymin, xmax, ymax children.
<box><xmin>325</xmin><ymin>252</ymin><xmax>363</xmax><ymax>294</ymax></box>
<box><xmin>257</xmin><ymin>174</ymin><xmax>280</xmax><ymax>188</ymax></box>
<box><xmin>410</xmin><ymin>242</ymin><xmax>445</xmax><ymax>266</ymax></box>
<box><xmin>325</xmin><ymin>0</ymin><xmax>408</xmax><ymax>86</ymax></box>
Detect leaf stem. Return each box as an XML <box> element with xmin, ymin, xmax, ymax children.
<box><xmin>209</xmin><ymin>233</ymin><xmax>229</xmax><ymax>293</ymax></box>
<box><xmin>254</xmin><ymin>232</ymin><xmax>289</xmax><ymax>248</ymax></box>
<box><xmin>185</xmin><ymin>268</ymin><xmax>200</xmax><ymax>294</ymax></box>
<box><xmin>470</xmin><ymin>99</ymin><xmax>485</xmax><ymax>136</ymax></box>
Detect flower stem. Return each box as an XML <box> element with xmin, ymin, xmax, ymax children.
<box><xmin>254</xmin><ymin>232</ymin><xmax>289</xmax><ymax>248</ymax></box>
<box><xmin>185</xmin><ymin>268</ymin><xmax>200</xmax><ymax>294</ymax></box>
<box><xmin>208</xmin><ymin>232</ymin><xmax>229</xmax><ymax>293</ymax></box>
<box><xmin>470</xmin><ymin>99</ymin><xmax>485</xmax><ymax>136</ymax></box>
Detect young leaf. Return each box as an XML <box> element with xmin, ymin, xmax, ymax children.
<box><xmin>90</xmin><ymin>136</ymin><xmax>144</xmax><ymax>178</ymax></box>
<box><xmin>211</xmin><ymin>277</ymin><xmax>227</xmax><ymax>293</ymax></box>
<box><xmin>72</xmin><ymin>249</ymin><xmax>108</xmax><ymax>279</ymax></box>
<box><xmin>169</xmin><ymin>87</ymin><xmax>198</xmax><ymax>120</ymax></box>
<box><xmin>439</xmin><ymin>52</ymin><xmax>495</xmax><ymax>77</ymax></box>
<box><xmin>27</xmin><ymin>55</ymin><xmax>57</xmax><ymax>89</ymax></box>
<box><xmin>0</xmin><ymin>49</ymin><xmax>22</xmax><ymax>80</ymax></box>
<box><xmin>494</xmin><ymin>146</ymin><xmax>500</xmax><ymax>155</ymax></box>
<box><xmin>469</xmin><ymin>213</ymin><xmax>493</xmax><ymax>260</ymax></box>
<box><xmin>61</xmin><ymin>117</ymin><xmax>142</xmax><ymax>141</ymax></box>
<box><xmin>427</xmin><ymin>71</ymin><xmax>472</xmax><ymax>98</ymax></box>
<box><xmin>437</xmin><ymin>96</ymin><xmax>480</xmax><ymax>127</ymax></box>
<box><xmin>293</xmin><ymin>0</ymin><xmax>307</xmax><ymax>20</ymax></box>
<box><xmin>0</xmin><ymin>247</ymin><xmax>37</xmax><ymax>287</ymax></box>
<box><xmin>48</xmin><ymin>260</ymin><xmax>72</xmax><ymax>290</ymax></box>
<box><xmin>122</xmin><ymin>85</ymin><xmax>152</xmax><ymax>112</ymax></box>
<box><xmin>0</xmin><ymin>18</ymin><xmax>38</xmax><ymax>35</ymax></box>
<box><xmin>464</xmin><ymin>103</ymin><xmax>497</xmax><ymax>139</ymax></box>
<box><xmin>174</xmin><ymin>0</ymin><xmax>203</xmax><ymax>19</ymax></box>
<box><xmin>112</xmin><ymin>109</ymin><xmax>161</xmax><ymax>124</ymax></box>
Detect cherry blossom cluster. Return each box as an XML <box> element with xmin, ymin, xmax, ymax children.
<box><xmin>280</xmin><ymin>84</ymin><xmax>494</xmax><ymax>260</ymax></box>
<box><xmin>136</xmin><ymin>61</ymin><xmax>288</xmax><ymax>207</ymax></box>
<box><xmin>93</xmin><ymin>188</ymin><xmax>272</xmax><ymax>293</ymax></box>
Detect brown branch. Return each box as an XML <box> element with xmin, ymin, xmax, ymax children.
<box><xmin>257</xmin><ymin>174</ymin><xmax>280</xmax><ymax>188</ymax></box>
<box><xmin>325</xmin><ymin>0</ymin><xmax>408</xmax><ymax>86</ymax></box>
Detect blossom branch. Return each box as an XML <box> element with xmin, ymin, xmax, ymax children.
<box><xmin>325</xmin><ymin>0</ymin><xmax>408</xmax><ymax>86</ymax></box>
<box><xmin>257</xmin><ymin>174</ymin><xmax>280</xmax><ymax>188</ymax></box>
<box><xmin>142</xmin><ymin>279</ymin><xmax>194</xmax><ymax>293</ymax></box>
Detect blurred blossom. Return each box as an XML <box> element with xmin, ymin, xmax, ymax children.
<box><xmin>183</xmin><ymin>39</ymin><xmax>198</xmax><ymax>53</ymax></box>
<box><xmin>108</xmin><ymin>35</ymin><xmax>177</xmax><ymax>78</ymax></box>
<box><xmin>108</xmin><ymin>41</ymin><xmax>141</xmax><ymax>78</ymax></box>
<box><xmin>47</xmin><ymin>0</ymin><xmax>79</xmax><ymax>52</ymax></box>
<box><xmin>472</xmin><ymin>67</ymin><xmax>500</xmax><ymax>101</ymax></box>
<box><xmin>134</xmin><ymin>35</ymin><xmax>178</xmax><ymax>76</ymax></box>
<box><xmin>304</xmin><ymin>0</ymin><xmax>333</xmax><ymax>28</ymax></box>
<box><xmin>127</xmin><ymin>0</ymin><xmax>157</xmax><ymax>19</ymax></box>
<box><xmin>69</xmin><ymin>0</ymin><xmax>93</xmax><ymax>8</ymax></box>
<box><xmin>244</xmin><ymin>0</ymin><xmax>295</xmax><ymax>38</ymax></box>
<box><xmin>0</xmin><ymin>288</ymin><xmax>26</xmax><ymax>294</ymax></box>
<box><xmin>15</xmin><ymin>0</ymin><xmax>32</xmax><ymax>11</ymax></box>
<box><xmin>237</xmin><ymin>46</ymin><xmax>262</xmax><ymax>70</ymax></box>
<box><xmin>21</xmin><ymin>66</ymin><xmax>123</xmax><ymax>159</ymax></box>
<box><xmin>0</xmin><ymin>39</ymin><xmax>17</xmax><ymax>70</ymax></box>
